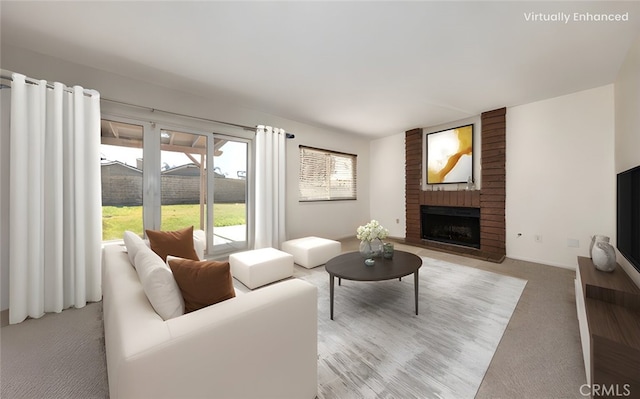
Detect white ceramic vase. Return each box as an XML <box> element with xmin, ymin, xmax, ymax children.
<box><xmin>589</xmin><ymin>235</ymin><xmax>610</xmax><ymax>259</ymax></box>
<box><xmin>591</xmin><ymin>241</ymin><xmax>616</xmax><ymax>272</ymax></box>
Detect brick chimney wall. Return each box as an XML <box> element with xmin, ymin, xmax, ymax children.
<box><xmin>404</xmin><ymin>107</ymin><xmax>506</xmax><ymax>262</ymax></box>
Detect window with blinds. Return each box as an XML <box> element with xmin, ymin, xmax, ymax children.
<box><xmin>299</xmin><ymin>145</ymin><xmax>357</xmax><ymax>201</ymax></box>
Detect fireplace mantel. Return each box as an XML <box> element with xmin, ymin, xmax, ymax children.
<box><xmin>404</xmin><ymin>108</ymin><xmax>506</xmax><ymax>262</ymax></box>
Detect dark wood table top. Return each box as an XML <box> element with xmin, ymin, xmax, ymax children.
<box><xmin>325</xmin><ymin>250</ymin><xmax>422</xmax><ymax>282</ymax></box>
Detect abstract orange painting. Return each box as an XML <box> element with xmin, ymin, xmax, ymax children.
<box><xmin>426</xmin><ymin>124</ymin><xmax>473</xmax><ymax>184</ymax></box>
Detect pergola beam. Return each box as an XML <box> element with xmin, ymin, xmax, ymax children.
<box><xmin>185</xmin><ymin>153</ymin><xmax>200</xmax><ymax>166</ymax></box>
<box><xmin>108</xmin><ymin>121</ymin><xmax>120</xmax><ymax>138</ymax></box>
<box><xmin>101</xmin><ymin>136</ymin><xmax>206</xmax><ymax>155</ymax></box>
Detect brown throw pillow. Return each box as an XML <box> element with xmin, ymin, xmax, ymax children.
<box><xmin>145</xmin><ymin>226</ymin><xmax>199</xmax><ymax>262</ymax></box>
<box><xmin>168</xmin><ymin>259</ymin><xmax>236</xmax><ymax>313</ymax></box>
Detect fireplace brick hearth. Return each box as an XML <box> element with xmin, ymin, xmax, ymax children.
<box><xmin>405</xmin><ymin>108</ymin><xmax>506</xmax><ymax>262</ymax></box>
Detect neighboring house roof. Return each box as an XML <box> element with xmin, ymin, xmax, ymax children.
<box><xmin>102</xmin><ymin>161</ymin><xmax>226</xmax><ymax>178</ymax></box>
<box><xmin>161</xmin><ymin>163</ymin><xmax>225</xmax><ymax>178</ymax></box>
<box><xmin>162</xmin><ymin>163</ymin><xmax>200</xmax><ymax>176</ymax></box>
<box><xmin>101</xmin><ymin>160</ymin><xmax>142</xmax><ymax>174</ymax></box>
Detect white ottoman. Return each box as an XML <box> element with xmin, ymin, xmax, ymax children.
<box><xmin>281</xmin><ymin>236</ymin><xmax>342</xmax><ymax>269</ymax></box>
<box><xmin>229</xmin><ymin>248</ymin><xmax>294</xmax><ymax>289</ymax></box>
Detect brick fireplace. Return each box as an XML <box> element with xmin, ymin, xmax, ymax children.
<box><xmin>405</xmin><ymin>108</ymin><xmax>506</xmax><ymax>262</ymax></box>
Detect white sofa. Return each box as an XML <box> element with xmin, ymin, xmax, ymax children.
<box><xmin>102</xmin><ymin>244</ymin><xmax>318</xmax><ymax>399</ymax></box>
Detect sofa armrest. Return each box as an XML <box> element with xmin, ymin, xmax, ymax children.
<box><xmin>110</xmin><ymin>279</ymin><xmax>318</xmax><ymax>399</ymax></box>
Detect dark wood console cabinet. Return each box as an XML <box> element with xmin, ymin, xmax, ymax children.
<box><xmin>575</xmin><ymin>256</ymin><xmax>640</xmax><ymax>398</ymax></box>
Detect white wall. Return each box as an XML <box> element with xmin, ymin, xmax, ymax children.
<box><xmin>506</xmin><ymin>85</ymin><xmax>615</xmax><ymax>269</ymax></box>
<box><xmin>614</xmin><ymin>34</ymin><xmax>640</xmax><ymax>287</ymax></box>
<box><xmin>369</xmin><ymin>132</ymin><xmax>406</xmax><ymax>238</ymax></box>
<box><xmin>0</xmin><ymin>45</ymin><xmax>371</xmax><ymax>310</ymax></box>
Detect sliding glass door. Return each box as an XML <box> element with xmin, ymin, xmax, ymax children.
<box><xmin>159</xmin><ymin>130</ymin><xmax>248</xmax><ymax>255</ymax></box>
<box><xmin>159</xmin><ymin>129</ymin><xmax>208</xmax><ymax>233</ymax></box>
<box><xmin>211</xmin><ymin>138</ymin><xmax>248</xmax><ymax>253</ymax></box>
<box><xmin>100</xmin><ymin>116</ymin><xmax>249</xmax><ymax>257</ymax></box>
<box><xmin>100</xmin><ymin>119</ymin><xmax>145</xmax><ymax>241</ymax></box>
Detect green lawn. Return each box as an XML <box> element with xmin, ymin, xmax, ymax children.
<box><xmin>102</xmin><ymin>203</ymin><xmax>246</xmax><ymax>241</ymax></box>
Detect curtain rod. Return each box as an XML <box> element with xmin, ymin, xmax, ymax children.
<box><xmin>101</xmin><ymin>97</ymin><xmax>256</xmax><ymax>132</ymax></box>
<box><xmin>0</xmin><ymin>72</ymin><xmax>96</xmax><ymax>97</ymax></box>
<box><xmin>102</xmin><ymin>97</ymin><xmax>295</xmax><ymax>138</ymax></box>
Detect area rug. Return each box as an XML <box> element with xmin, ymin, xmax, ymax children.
<box><xmin>296</xmin><ymin>256</ymin><xmax>527</xmax><ymax>399</ymax></box>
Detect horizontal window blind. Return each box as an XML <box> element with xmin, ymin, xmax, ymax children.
<box><xmin>299</xmin><ymin>146</ymin><xmax>357</xmax><ymax>201</ymax></box>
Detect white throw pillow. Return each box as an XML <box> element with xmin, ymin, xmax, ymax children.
<box><xmin>193</xmin><ymin>233</ymin><xmax>205</xmax><ymax>260</ymax></box>
<box><xmin>123</xmin><ymin>231</ymin><xmax>146</xmax><ymax>267</ymax></box>
<box><xmin>134</xmin><ymin>246</ymin><xmax>185</xmax><ymax>320</ymax></box>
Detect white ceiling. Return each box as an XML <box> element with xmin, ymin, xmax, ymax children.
<box><xmin>2</xmin><ymin>1</ymin><xmax>639</xmax><ymax>137</ymax></box>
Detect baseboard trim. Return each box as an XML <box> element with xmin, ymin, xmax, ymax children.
<box><xmin>507</xmin><ymin>255</ymin><xmax>576</xmax><ymax>271</ymax></box>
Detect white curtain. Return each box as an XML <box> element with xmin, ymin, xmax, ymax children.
<box><xmin>8</xmin><ymin>73</ymin><xmax>102</xmax><ymax>324</ymax></box>
<box><xmin>254</xmin><ymin>125</ymin><xmax>286</xmax><ymax>249</ymax></box>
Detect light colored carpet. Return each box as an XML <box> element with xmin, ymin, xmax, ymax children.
<box><xmin>0</xmin><ymin>302</ymin><xmax>108</xmax><ymax>399</ymax></box>
<box><xmin>297</xmin><ymin>256</ymin><xmax>527</xmax><ymax>399</ymax></box>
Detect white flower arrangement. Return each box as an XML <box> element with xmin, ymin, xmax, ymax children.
<box><xmin>356</xmin><ymin>219</ymin><xmax>389</xmax><ymax>242</ymax></box>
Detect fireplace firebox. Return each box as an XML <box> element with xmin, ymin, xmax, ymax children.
<box><xmin>421</xmin><ymin>205</ymin><xmax>480</xmax><ymax>249</ymax></box>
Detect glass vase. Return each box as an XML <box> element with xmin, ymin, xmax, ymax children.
<box><xmin>383</xmin><ymin>242</ymin><xmax>394</xmax><ymax>259</ymax></box>
<box><xmin>359</xmin><ymin>238</ymin><xmax>384</xmax><ymax>258</ymax></box>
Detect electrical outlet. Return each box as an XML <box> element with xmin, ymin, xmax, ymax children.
<box><xmin>535</xmin><ymin>235</ymin><xmax>543</xmax><ymax>243</ymax></box>
<box><xmin>396</xmin><ymin>218</ymin><xmax>400</xmax><ymax>224</ymax></box>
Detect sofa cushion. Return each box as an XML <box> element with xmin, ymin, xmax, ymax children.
<box><xmin>168</xmin><ymin>258</ymin><xmax>236</xmax><ymax>313</ymax></box>
<box><xmin>134</xmin><ymin>246</ymin><xmax>185</xmax><ymax>320</ymax></box>
<box><xmin>123</xmin><ymin>230</ymin><xmax>146</xmax><ymax>267</ymax></box>
<box><xmin>193</xmin><ymin>233</ymin><xmax>205</xmax><ymax>261</ymax></box>
<box><xmin>145</xmin><ymin>226</ymin><xmax>199</xmax><ymax>262</ymax></box>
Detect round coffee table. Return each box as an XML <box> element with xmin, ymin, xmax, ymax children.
<box><xmin>324</xmin><ymin>250</ymin><xmax>422</xmax><ymax>320</ymax></box>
